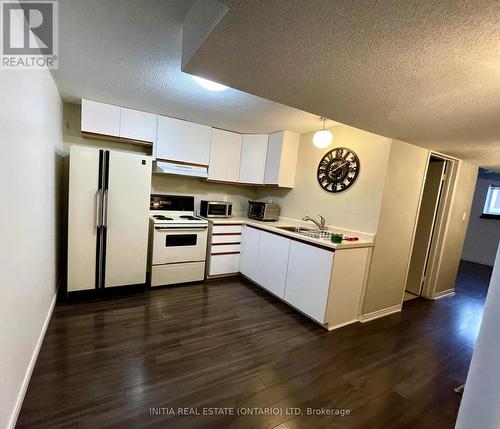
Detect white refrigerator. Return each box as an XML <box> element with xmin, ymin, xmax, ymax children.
<box><xmin>67</xmin><ymin>146</ymin><xmax>152</xmax><ymax>292</ymax></box>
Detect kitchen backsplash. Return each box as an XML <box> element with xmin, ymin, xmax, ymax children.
<box><xmin>151</xmin><ymin>174</ymin><xmax>261</xmax><ymax>217</ymax></box>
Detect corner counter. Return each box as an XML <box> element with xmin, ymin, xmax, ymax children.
<box><xmin>203</xmin><ymin>216</ymin><xmax>374</xmax><ymax>251</ymax></box>
<box><xmin>203</xmin><ymin>216</ymin><xmax>374</xmax><ymax>331</ymax></box>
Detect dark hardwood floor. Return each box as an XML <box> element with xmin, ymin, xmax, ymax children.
<box><xmin>17</xmin><ymin>261</ymin><xmax>492</xmax><ymax>429</ymax></box>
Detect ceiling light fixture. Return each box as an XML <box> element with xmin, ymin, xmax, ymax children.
<box><xmin>313</xmin><ymin>117</ymin><xmax>333</xmax><ymax>148</ymax></box>
<box><xmin>192</xmin><ymin>75</ymin><xmax>228</xmax><ymax>91</ymax></box>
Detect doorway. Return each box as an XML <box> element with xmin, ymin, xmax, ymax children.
<box><xmin>404</xmin><ymin>156</ymin><xmax>450</xmax><ymax>301</ymax></box>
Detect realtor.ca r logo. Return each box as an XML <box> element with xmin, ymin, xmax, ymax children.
<box><xmin>1</xmin><ymin>0</ymin><xmax>58</xmax><ymax>69</ymax></box>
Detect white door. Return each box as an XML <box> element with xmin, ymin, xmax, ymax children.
<box><xmin>156</xmin><ymin>115</ymin><xmax>211</xmax><ymax>165</ymax></box>
<box><xmin>120</xmin><ymin>107</ymin><xmax>157</xmax><ymax>143</ymax></box>
<box><xmin>104</xmin><ymin>151</ymin><xmax>152</xmax><ymax>288</ymax></box>
<box><xmin>67</xmin><ymin>146</ymin><xmax>101</xmax><ymax>291</ymax></box>
<box><xmin>255</xmin><ymin>231</ymin><xmax>291</xmax><ymax>298</ymax></box>
<box><xmin>284</xmin><ymin>241</ymin><xmax>334</xmax><ymax>323</ymax></box>
<box><xmin>239</xmin><ymin>134</ymin><xmax>268</xmax><ymax>184</ymax></box>
<box><xmin>240</xmin><ymin>225</ymin><xmax>261</xmax><ymax>280</ymax></box>
<box><xmin>406</xmin><ymin>160</ymin><xmax>447</xmax><ymax>295</ymax></box>
<box><xmin>81</xmin><ymin>99</ymin><xmax>121</xmax><ymax>137</ymax></box>
<box><xmin>209</xmin><ymin>128</ymin><xmax>242</xmax><ymax>182</ymax></box>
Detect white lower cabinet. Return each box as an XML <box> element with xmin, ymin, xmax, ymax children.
<box><xmin>284</xmin><ymin>241</ymin><xmax>334</xmax><ymax>323</ymax></box>
<box><xmin>239</xmin><ymin>225</ymin><xmax>371</xmax><ymax>330</ymax></box>
<box><xmin>240</xmin><ymin>225</ymin><xmax>261</xmax><ymax>280</ymax></box>
<box><xmin>209</xmin><ymin>254</ymin><xmax>240</xmax><ymax>276</ymax></box>
<box><xmin>255</xmin><ymin>232</ymin><xmax>291</xmax><ymax>298</ymax></box>
<box><xmin>239</xmin><ymin>225</ymin><xmax>368</xmax><ymax>330</ymax></box>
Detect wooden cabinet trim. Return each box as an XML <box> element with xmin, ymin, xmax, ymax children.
<box><xmin>212</xmin><ymin>233</ymin><xmax>241</xmax><ymax>236</ymax></box>
<box><xmin>155</xmin><ymin>157</ymin><xmax>208</xmax><ymax>167</ymax></box>
<box><xmin>81</xmin><ymin>131</ymin><xmax>153</xmax><ymax>147</ymax></box>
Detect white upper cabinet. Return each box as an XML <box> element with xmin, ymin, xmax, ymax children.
<box><xmin>284</xmin><ymin>240</ymin><xmax>334</xmax><ymax>323</ymax></box>
<box><xmin>156</xmin><ymin>115</ymin><xmax>211</xmax><ymax>166</ymax></box>
<box><xmin>239</xmin><ymin>134</ymin><xmax>269</xmax><ymax>184</ymax></box>
<box><xmin>81</xmin><ymin>99</ymin><xmax>121</xmax><ymax>137</ymax></box>
<box><xmin>119</xmin><ymin>107</ymin><xmax>158</xmax><ymax>143</ymax></box>
<box><xmin>264</xmin><ymin>130</ymin><xmax>300</xmax><ymax>188</ymax></box>
<box><xmin>209</xmin><ymin>128</ymin><xmax>242</xmax><ymax>182</ymax></box>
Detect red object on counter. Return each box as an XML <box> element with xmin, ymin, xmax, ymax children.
<box><xmin>343</xmin><ymin>236</ymin><xmax>359</xmax><ymax>241</ymax></box>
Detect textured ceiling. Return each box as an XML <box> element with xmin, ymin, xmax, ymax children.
<box><xmin>183</xmin><ymin>0</ymin><xmax>500</xmax><ymax>170</ymax></box>
<box><xmin>51</xmin><ymin>0</ymin><xmax>327</xmax><ymax>134</ymax></box>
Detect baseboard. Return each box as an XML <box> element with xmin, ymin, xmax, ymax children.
<box><xmin>8</xmin><ymin>289</ymin><xmax>57</xmax><ymax>429</ymax></box>
<box><xmin>360</xmin><ymin>304</ymin><xmax>401</xmax><ymax>323</ymax></box>
<box><xmin>433</xmin><ymin>289</ymin><xmax>455</xmax><ymax>300</ymax></box>
<box><xmin>327</xmin><ymin>319</ymin><xmax>359</xmax><ymax>331</ymax></box>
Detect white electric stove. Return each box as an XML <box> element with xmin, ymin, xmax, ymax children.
<box><xmin>149</xmin><ymin>194</ymin><xmax>208</xmax><ymax>287</ymax></box>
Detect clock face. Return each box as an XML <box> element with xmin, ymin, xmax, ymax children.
<box><xmin>317</xmin><ymin>147</ymin><xmax>360</xmax><ymax>193</ymax></box>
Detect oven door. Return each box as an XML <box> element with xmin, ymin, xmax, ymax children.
<box><xmin>248</xmin><ymin>203</ymin><xmax>264</xmax><ymax>220</ymax></box>
<box><xmin>152</xmin><ymin>226</ymin><xmax>208</xmax><ymax>265</ymax></box>
<box><xmin>207</xmin><ymin>203</ymin><xmax>229</xmax><ymax>217</ymax></box>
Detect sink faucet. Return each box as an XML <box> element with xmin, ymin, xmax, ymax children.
<box><xmin>302</xmin><ymin>215</ymin><xmax>326</xmax><ymax>230</ymax></box>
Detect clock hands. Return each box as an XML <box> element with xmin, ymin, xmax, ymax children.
<box><xmin>329</xmin><ymin>161</ymin><xmax>350</xmax><ymax>175</ymax></box>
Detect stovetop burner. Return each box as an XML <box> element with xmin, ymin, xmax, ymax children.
<box><xmin>179</xmin><ymin>215</ymin><xmax>199</xmax><ymax>220</ymax></box>
<box><xmin>153</xmin><ymin>215</ymin><xmax>173</xmax><ymax>220</ymax></box>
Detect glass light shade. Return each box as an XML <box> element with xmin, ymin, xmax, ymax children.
<box><xmin>192</xmin><ymin>75</ymin><xmax>228</xmax><ymax>91</ymax></box>
<box><xmin>313</xmin><ymin>129</ymin><xmax>333</xmax><ymax>148</ymax></box>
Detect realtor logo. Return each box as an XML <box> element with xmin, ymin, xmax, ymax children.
<box><xmin>1</xmin><ymin>0</ymin><xmax>58</xmax><ymax>69</ymax></box>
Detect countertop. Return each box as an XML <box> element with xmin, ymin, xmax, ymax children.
<box><xmin>202</xmin><ymin>216</ymin><xmax>375</xmax><ymax>251</ymax></box>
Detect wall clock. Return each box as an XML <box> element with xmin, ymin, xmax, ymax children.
<box><xmin>317</xmin><ymin>147</ymin><xmax>360</xmax><ymax>193</ymax></box>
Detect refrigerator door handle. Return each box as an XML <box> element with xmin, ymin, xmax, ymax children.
<box><xmin>95</xmin><ymin>189</ymin><xmax>103</xmax><ymax>228</ymax></box>
<box><xmin>103</xmin><ymin>189</ymin><xmax>109</xmax><ymax>227</ymax></box>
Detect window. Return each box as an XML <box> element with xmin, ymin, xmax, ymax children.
<box><xmin>482</xmin><ymin>185</ymin><xmax>500</xmax><ymax>218</ymax></box>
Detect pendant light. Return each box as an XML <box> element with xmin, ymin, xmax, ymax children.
<box><xmin>313</xmin><ymin>117</ymin><xmax>333</xmax><ymax>148</ymax></box>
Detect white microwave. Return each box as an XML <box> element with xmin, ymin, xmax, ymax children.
<box><xmin>200</xmin><ymin>200</ymin><xmax>233</xmax><ymax>218</ymax></box>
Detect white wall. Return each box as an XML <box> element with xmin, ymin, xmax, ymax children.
<box><xmin>361</xmin><ymin>140</ymin><xmax>429</xmax><ymax>314</ymax></box>
<box><xmin>462</xmin><ymin>174</ymin><xmax>500</xmax><ymax>266</ymax></box>
<box><xmin>256</xmin><ymin>124</ymin><xmax>392</xmax><ymax>233</ymax></box>
<box><xmin>0</xmin><ymin>68</ymin><xmax>63</xmax><ymax>428</ymax></box>
<box><xmin>455</xmin><ymin>242</ymin><xmax>500</xmax><ymax>429</ymax></box>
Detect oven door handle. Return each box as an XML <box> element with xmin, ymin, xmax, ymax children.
<box><xmin>154</xmin><ymin>226</ymin><xmax>208</xmax><ymax>231</ymax></box>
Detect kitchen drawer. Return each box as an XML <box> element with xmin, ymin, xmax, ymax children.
<box><xmin>209</xmin><ymin>253</ymin><xmax>240</xmax><ymax>276</ymax></box>
<box><xmin>212</xmin><ymin>224</ymin><xmax>242</xmax><ymax>234</ymax></box>
<box><xmin>211</xmin><ymin>243</ymin><xmax>241</xmax><ymax>254</ymax></box>
<box><xmin>211</xmin><ymin>234</ymin><xmax>241</xmax><ymax>244</ymax></box>
<box><xmin>151</xmin><ymin>262</ymin><xmax>205</xmax><ymax>287</ymax></box>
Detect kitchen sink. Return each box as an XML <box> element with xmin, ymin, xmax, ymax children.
<box><xmin>277</xmin><ymin>226</ymin><xmax>314</xmax><ymax>233</ymax></box>
<box><xmin>277</xmin><ymin>226</ymin><xmax>332</xmax><ymax>241</ymax></box>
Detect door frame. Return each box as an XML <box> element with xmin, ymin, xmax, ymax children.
<box><xmin>421</xmin><ymin>152</ymin><xmax>459</xmax><ymax>299</ymax></box>
<box><xmin>401</xmin><ymin>151</ymin><xmax>459</xmax><ymax>302</ymax></box>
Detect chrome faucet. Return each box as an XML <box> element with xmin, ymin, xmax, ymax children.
<box><xmin>302</xmin><ymin>215</ymin><xmax>326</xmax><ymax>230</ymax></box>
